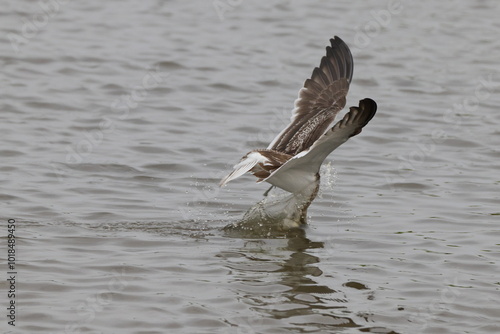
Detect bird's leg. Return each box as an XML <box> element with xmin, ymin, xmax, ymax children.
<box><xmin>263</xmin><ymin>185</ymin><xmax>275</xmax><ymax>197</ymax></box>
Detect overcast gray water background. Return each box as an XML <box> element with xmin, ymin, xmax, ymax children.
<box><xmin>1</xmin><ymin>1</ymin><xmax>499</xmax><ymax>333</ymax></box>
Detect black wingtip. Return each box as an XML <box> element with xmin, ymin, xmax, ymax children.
<box><xmin>359</xmin><ymin>98</ymin><xmax>377</xmax><ymax>125</ymax></box>
<box><xmin>330</xmin><ymin>36</ymin><xmax>346</xmax><ymax>48</ymax></box>
<box><xmin>360</xmin><ymin>98</ymin><xmax>377</xmax><ymax>110</ymax></box>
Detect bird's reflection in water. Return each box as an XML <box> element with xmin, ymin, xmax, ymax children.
<box><xmin>219</xmin><ymin>232</ymin><xmax>359</xmax><ymax>332</ymax></box>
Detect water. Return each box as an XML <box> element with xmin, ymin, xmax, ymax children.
<box><xmin>1</xmin><ymin>0</ymin><xmax>499</xmax><ymax>333</ymax></box>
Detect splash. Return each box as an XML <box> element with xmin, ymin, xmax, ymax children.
<box><xmin>317</xmin><ymin>161</ymin><xmax>337</xmax><ymax>198</ymax></box>
<box><xmin>223</xmin><ymin>164</ymin><xmax>340</xmax><ymax>238</ymax></box>
<box><xmin>223</xmin><ymin>180</ymin><xmax>320</xmax><ymax>238</ymax></box>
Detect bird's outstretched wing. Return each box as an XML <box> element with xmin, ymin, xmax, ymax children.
<box><xmin>267</xmin><ymin>36</ymin><xmax>353</xmax><ymax>156</ymax></box>
<box><xmin>263</xmin><ymin>98</ymin><xmax>377</xmax><ymax>193</ymax></box>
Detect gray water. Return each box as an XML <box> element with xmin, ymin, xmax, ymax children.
<box><xmin>1</xmin><ymin>1</ymin><xmax>499</xmax><ymax>333</ymax></box>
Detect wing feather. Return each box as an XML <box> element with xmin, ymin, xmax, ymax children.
<box><xmin>268</xmin><ymin>36</ymin><xmax>354</xmax><ymax>156</ymax></box>
<box><xmin>263</xmin><ymin>98</ymin><xmax>377</xmax><ymax>193</ymax></box>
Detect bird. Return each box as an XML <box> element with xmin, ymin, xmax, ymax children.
<box><xmin>220</xmin><ymin>36</ymin><xmax>377</xmax><ymax>227</ymax></box>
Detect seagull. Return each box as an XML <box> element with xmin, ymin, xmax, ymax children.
<box><xmin>220</xmin><ymin>36</ymin><xmax>377</xmax><ymax>227</ymax></box>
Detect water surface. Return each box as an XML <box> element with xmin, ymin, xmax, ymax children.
<box><xmin>1</xmin><ymin>1</ymin><xmax>499</xmax><ymax>333</ymax></box>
